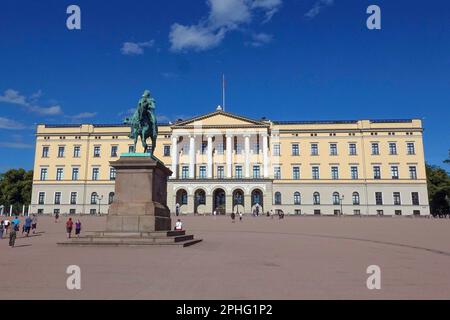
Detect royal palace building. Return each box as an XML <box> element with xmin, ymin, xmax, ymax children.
<box><xmin>30</xmin><ymin>108</ymin><xmax>430</xmax><ymax>216</ymax></box>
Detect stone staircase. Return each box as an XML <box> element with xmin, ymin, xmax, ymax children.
<box><xmin>57</xmin><ymin>230</ymin><xmax>202</xmax><ymax>247</ymax></box>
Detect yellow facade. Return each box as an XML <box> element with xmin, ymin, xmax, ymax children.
<box><xmin>31</xmin><ymin>110</ymin><xmax>429</xmax><ymax>216</ymax></box>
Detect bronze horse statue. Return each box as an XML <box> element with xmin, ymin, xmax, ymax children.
<box><xmin>124</xmin><ymin>90</ymin><xmax>158</xmax><ymax>154</ymax></box>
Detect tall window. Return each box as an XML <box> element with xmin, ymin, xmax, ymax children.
<box><xmin>90</xmin><ymin>192</ymin><xmax>98</xmax><ymax>204</ymax></box>
<box><xmin>273</xmin><ymin>144</ymin><xmax>280</xmax><ymax>156</ymax></box>
<box><xmin>391</xmin><ymin>166</ymin><xmax>399</xmax><ymax>179</ymax></box>
<box><xmin>292</xmin><ymin>166</ymin><xmax>300</xmax><ymax>180</ymax></box>
<box><xmin>409</xmin><ymin>166</ymin><xmax>417</xmax><ymax>179</ymax></box>
<box><xmin>330</xmin><ymin>143</ymin><xmax>338</xmax><ymax>155</ymax></box>
<box><xmin>389</xmin><ymin>142</ymin><xmax>397</xmax><ymax>155</ymax></box>
<box><xmin>42</xmin><ymin>146</ymin><xmax>49</xmax><ymax>158</ymax></box>
<box><xmin>331</xmin><ymin>166</ymin><xmax>339</xmax><ymax>180</ymax></box>
<box><xmin>216</xmin><ymin>143</ymin><xmax>224</xmax><ymax>155</ymax></box>
<box><xmin>108</xmin><ymin>192</ymin><xmax>115</xmax><ymax>204</ymax></box>
<box><xmin>72</xmin><ymin>168</ymin><xmax>79</xmax><ymax>181</ymax></box>
<box><xmin>54</xmin><ymin>192</ymin><xmax>61</xmax><ymax>205</ymax></box>
<box><xmin>312</xmin><ymin>166</ymin><xmax>320</xmax><ymax>180</ymax></box>
<box><xmin>92</xmin><ymin>168</ymin><xmax>99</xmax><ymax>180</ymax></box>
<box><xmin>407</xmin><ymin>142</ymin><xmax>415</xmax><ymax>155</ymax></box>
<box><xmin>311</xmin><ymin>143</ymin><xmax>318</xmax><ymax>156</ymax></box>
<box><xmin>313</xmin><ymin>192</ymin><xmax>320</xmax><ymax>205</ymax></box>
<box><xmin>373</xmin><ymin>166</ymin><xmax>381</xmax><ymax>179</ymax></box>
<box><xmin>40</xmin><ymin>168</ymin><xmax>48</xmax><ymax>181</ymax></box>
<box><xmin>38</xmin><ymin>192</ymin><xmax>45</xmax><ymax>205</ymax></box>
<box><xmin>292</xmin><ymin>144</ymin><xmax>299</xmax><ymax>156</ymax></box>
<box><xmin>274</xmin><ymin>166</ymin><xmax>281</xmax><ymax>179</ymax></box>
<box><xmin>70</xmin><ymin>192</ymin><xmax>77</xmax><ymax>205</ymax></box>
<box><xmin>332</xmin><ymin>192</ymin><xmax>340</xmax><ymax>205</ymax></box>
<box><xmin>128</xmin><ymin>145</ymin><xmax>134</xmax><ymax>153</ymax></box>
<box><xmin>181</xmin><ymin>166</ymin><xmax>189</xmax><ymax>179</ymax></box>
<box><xmin>411</xmin><ymin>192</ymin><xmax>419</xmax><ymax>205</ymax></box>
<box><xmin>111</xmin><ymin>145</ymin><xmax>118</xmax><ymax>157</ymax></box>
<box><xmin>253</xmin><ymin>165</ymin><xmax>261</xmax><ymax>179</ymax></box>
<box><xmin>73</xmin><ymin>146</ymin><xmax>80</xmax><ymax>157</ymax></box>
<box><xmin>350</xmin><ymin>166</ymin><xmax>359</xmax><ymax>180</ymax></box>
<box><xmin>371</xmin><ymin>143</ymin><xmax>379</xmax><ymax>155</ymax></box>
<box><xmin>217</xmin><ymin>166</ymin><xmax>224</xmax><ymax>179</ymax></box>
<box><xmin>294</xmin><ymin>192</ymin><xmax>301</xmax><ymax>205</ymax></box>
<box><xmin>252</xmin><ymin>142</ymin><xmax>260</xmax><ymax>154</ymax></box>
<box><xmin>352</xmin><ymin>192</ymin><xmax>360</xmax><ymax>205</ymax></box>
<box><xmin>199</xmin><ymin>166</ymin><xmax>206</xmax><ymax>178</ymax></box>
<box><xmin>235</xmin><ymin>143</ymin><xmax>243</xmax><ymax>154</ymax></box>
<box><xmin>94</xmin><ymin>146</ymin><xmax>101</xmax><ymax>157</ymax></box>
<box><xmin>56</xmin><ymin>168</ymin><xmax>64</xmax><ymax>181</ymax></box>
<box><xmin>109</xmin><ymin>168</ymin><xmax>116</xmax><ymax>180</ymax></box>
<box><xmin>274</xmin><ymin>192</ymin><xmax>282</xmax><ymax>205</ymax></box>
<box><xmin>163</xmin><ymin>145</ymin><xmax>171</xmax><ymax>157</ymax></box>
<box><xmin>349</xmin><ymin>143</ymin><xmax>357</xmax><ymax>155</ymax></box>
<box><xmin>235</xmin><ymin>166</ymin><xmax>243</xmax><ymax>178</ymax></box>
<box><xmin>375</xmin><ymin>192</ymin><xmax>383</xmax><ymax>205</ymax></box>
<box><xmin>58</xmin><ymin>146</ymin><xmax>65</xmax><ymax>158</ymax></box>
<box><xmin>393</xmin><ymin>192</ymin><xmax>401</xmax><ymax>205</ymax></box>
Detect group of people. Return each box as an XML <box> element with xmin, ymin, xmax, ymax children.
<box><xmin>0</xmin><ymin>214</ymin><xmax>38</xmax><ymax>248</ymax></box>
<box><xmin>64</xmin><ymin>218</ymin><xmax>82</xmax><ymax>238</ymax></box>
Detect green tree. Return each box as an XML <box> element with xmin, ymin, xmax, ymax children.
<box><xmin>0</xmin><ymin>168</ymin><xmax>33</xmax><ymax>214</ymax></box>
<box><xmin>426</xmin><ymin>164</ymin><xmax>450</xmax><ymax>216</ymax></box>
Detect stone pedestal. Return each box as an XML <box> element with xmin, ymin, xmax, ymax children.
<box><xmin>106</xmin><ymin>155</ymin><xmax>172</xmax><ymax>232</ymax></box>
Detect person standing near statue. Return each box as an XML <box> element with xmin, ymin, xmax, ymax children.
<box><xmin>175</xmin><ymin>203</ymin><xmax>180</xmax><ymax>216</ymax></box>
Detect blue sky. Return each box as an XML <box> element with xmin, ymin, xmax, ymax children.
<box><xmin>0</xmin><ymin>0</ymin><xmax>449</xmax><ymax>171</ymax></box>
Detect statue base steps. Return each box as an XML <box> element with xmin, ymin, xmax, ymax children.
<box><xmin>57</xmin><ymin>230</ymin><xmax>202</xmax><ymax>247</ymax></box>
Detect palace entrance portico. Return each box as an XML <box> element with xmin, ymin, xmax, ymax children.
<box><xmin>168</xmin><ymin>180</ymin><xmax>273</xmax><ymax>215</ymax></box>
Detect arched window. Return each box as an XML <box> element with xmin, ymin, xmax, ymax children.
<box><xmin>274</xmin><ymin>192</ymin><xmax>282</xmax><ymax>205</ymax></box>
<box><xmin>294</xmin><ymin>192</ymin><xmax>301</xmax><ymax>205</ymax></box>
<box><xmin>90</xmin><ymin>192</ymin><xmax>98</xmax><ymax>205</ymax></box>
<box><xmin>333</xmin><ymin>192</ymin><xmax>340</xmax><ymax>205</ymax></box>
<box><xmin>195</xmin><ymin>189</ymin><xmax>206</xmax><ymax>205</ymax></box>
<box><xmin>313</xmin><ymin>192</ymin><xmax>320</xmax><ymax>205</ymax></box>
<box><xmin>352</xmin><ymin>192</ymin><xmax>360</xmax><ymax>205</ymax></box>
<box><xmin>108</xmin><ymin>192</ymin><xmax>115</xmax><ymax>204</ymax></box>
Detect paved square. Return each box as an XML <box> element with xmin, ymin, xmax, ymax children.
<box><xmin>1</xmin><ymin>215</ymin><xmax>450</xmax><ymax>299</ymax></box>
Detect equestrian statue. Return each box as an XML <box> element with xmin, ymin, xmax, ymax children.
<box><xmin>124</xmin><ymin>90</ymin><xmax>158</xmax><ymax>155</ymax></box>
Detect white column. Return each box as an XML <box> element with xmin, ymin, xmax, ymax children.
<box><xmin>189</xmin><ymin>135</ymin><xmax>196</xmax><ymax>179</ymax></box>
<box><xmin>171</xmin><ymin>135</ymin><xmax>178</xmax><ymax>178</ymax></box>
<box><xmin>244</xmin><ymin>134</ymin><xmax>250</xmax><ymax>178</ymax></box>
<box><xmin>9</xmin><ymin>205</ymin><xmax>13</xmax><ymax>216</ymax></box>
<box><xmin>207</xmin><ymin>135</ymin><xmax>213</xmax><ymax>178</ymax></box>
<box><xmin>262</xmin><ymin>133</ymin><xmax>269</xmax><ymax>178</ymax></box>
<box><xmin>226</xmin><ymin>134</ymin><xmax>232</xmax><ymax>178</ymax></box>
<box><xmin>22</xmin><ymin>205</ymin><xmax>25</xmax><ymax>216</ymax></box>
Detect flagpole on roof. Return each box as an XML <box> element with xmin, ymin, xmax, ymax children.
<box><xmin>222</xmin><ymin>74</ymin><xmax>226</xmax><ymax>112</ymax></box>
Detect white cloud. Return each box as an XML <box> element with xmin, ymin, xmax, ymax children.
<box><xmin>120</xmin><ymin>40</ymin><xmax>155</xmax><ymax>55</ymax></box>
<box><xmin>68</xmin><ymin>112</ymin><xmax>97</xmax><ymax>120</ymax></box>
<box><xmin>0</xmin><ymin>117</ymin><xmax>26</xmax><ymax>130</ymax></box>
<box><xmin>305</xmin><ymin>0</ymin><xmax>334</xmax><ymax>19</ymax></box>
<box><xmin>246</xmin><ymin>32</ymin><xmax>273</xmax><ymax>47</ymax></box>
<box><xmin>169</xmin><ymin>0</ymin><xmax>282</xmax><ymax>52</ymax></box>
<box><xmin>0</xmin><ymin>89</ymin><xmax>63</xmax><ymax>115</ymax></box>
<box><xmin>0</xmin><ymin>142</ymin><xmax>33</xmax><ymax>149</ymax></box>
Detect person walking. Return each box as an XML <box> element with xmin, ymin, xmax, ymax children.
<box><xmin>75</xmin><ymin>219</ymin><xmax>82</xmax><ymax>238</ymax></box>
<box><xmin>0</xmin><ymin>221</ymin><xmax>4</xmax><ymax>239</ymax></box>
<box><xmin>31</xmin><ymin>214</ymin><xmax>38</xmax><ymax>234</ymax></box>
<box><xmin>66</xmin><ymin>218</ymin><xmax>74</xmax><ymax>238</ymax></box>
<box><xmin>23</xmin><ymin>216</ymin><xmax>32</xmax><ymax>237</ymax></box>
<box><xmin>55</xmin><ymin>212</ymin><xmax>59</xmax><ymax>223</ymax></box>
<box><xmin>4</xmin><ymin>219</ymin><xmax>10</xmax><ymax>235</ymax></box>
<box><xmin>12</xmin><ymin>216</ymin><xmax>20</xmax><ymax>232</ymax></box>
<box><xmin>9</xmin><ymin>224</ymin><xmax>17</xmax><ymax>248</ymax></box>
<box><xmin>231</xmin><ymin>212</ymin><xmax>236</xmax><ymax>223</ymax></box>
<box><xmin>175</xmin><ymin>203</ymin><xmax>180</xmax><ymax>217</ymax></box>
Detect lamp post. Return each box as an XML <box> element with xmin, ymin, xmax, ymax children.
<box><xmin>340</xmin><ymin>195</ymin><xmax>345</xmax><ymax>216</ymax></box>
<box><xmin>98</xmin><ymin>195</ymin><xmax>103</xmax><ymax>216</ymax></box>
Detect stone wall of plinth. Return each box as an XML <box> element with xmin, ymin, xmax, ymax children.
<box><xmin>106</xmin><ymin>155</ymin><xmax>172</xmax><ymax>232</ymax></box>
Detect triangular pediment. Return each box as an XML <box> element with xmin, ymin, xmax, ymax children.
<box><xmin>172</xmin><ymin>110</ymin><xmax>267</xmax><ymax>128</ymax></box>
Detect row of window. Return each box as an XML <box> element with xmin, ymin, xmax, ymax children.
<box><xmin>39</xmin><ymin>167</ymin><xmax>116</xmax><ymax>181</ymax></box>
<box><xmin>272</xmin><ymin>142</ymin><xmax>416</xmax><ymax>156</ymax></box>
<box><xmin>41</xmin><ymin>145</ymin><xmax>141</xmax><ymax>158</ymax></box>
<box><xmin>174</xmin><ymin>164</ymin><xmax>418</xmax><ymax>180</ymax></box>
<box><xmin>273</xmin><ymin>191</ymin><xmax>420</xmax><ymax>206</ymax></box>
<box><xmin>38</xmin><ymin>191</ymin><xmax>114</xmax><ymax>205</ymax></box>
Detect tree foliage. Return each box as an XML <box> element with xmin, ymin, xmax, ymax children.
<box><xmin>426</xmin><ymin>164</ymin><xmax>450</xmax><ymax>215</ymax></box>
<box><xmin>0</xmin><ymin>168</ymin><xmax>33</xmax><ymax>214</ymax></box>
